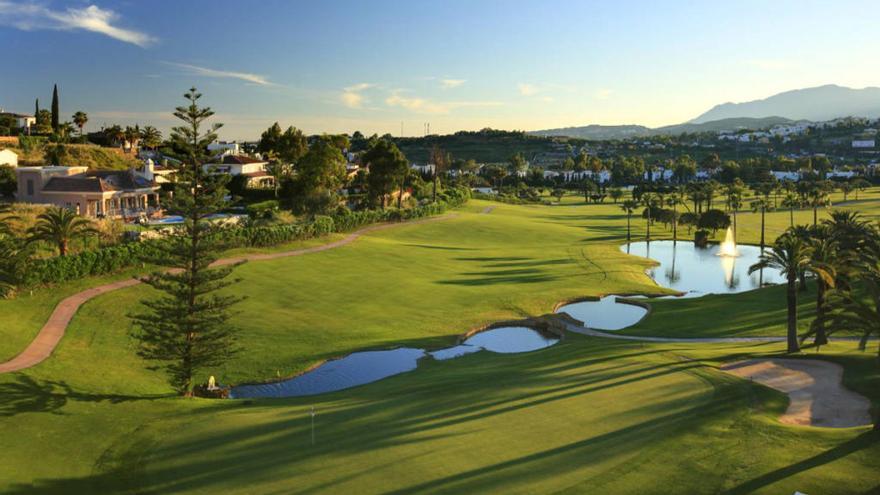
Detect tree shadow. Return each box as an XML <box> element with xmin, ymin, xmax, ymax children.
<box><xmin>403</xmin><ymin>244</ymin><xmax>476</xmax><ymax>251</ymax></box>
<box><xmin>0</xmin><ymin>375</ymin><xmax>170</xmax><ymax>417</ymax></box>
<box><xmin>723</xmin><ymin>431</ymin><xmax>879</xmax><ymax>495</ymax></box>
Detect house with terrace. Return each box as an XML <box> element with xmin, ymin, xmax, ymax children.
<box><xmin>203</xmin><ymin>155</ymin><xmax>274</xmax><ymax>188</ymax></box>
<box><xmin>15</xmin><ymin>165</ymin><xmax>161</xmax><ymax>219</ymax></box>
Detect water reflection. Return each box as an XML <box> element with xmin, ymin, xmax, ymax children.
<box><xmin>556</xmin><ymin>296</ymin><xmax>648</xmax><ymax>331</ymax></box>
<box><xmin>624</xmin><ymin>241</ymin><xmax>783</xmax><ymax>297</ymax></box>
<box><xmin>230</xmin><ymin>326</ymin><xmax>559</xmax><ymax>399</ymax></box>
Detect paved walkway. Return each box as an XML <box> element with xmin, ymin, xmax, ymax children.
<box><xmin>0</xmin><ymin>215</ymin><xmax>454</xmax><ymax>374</ymax></box>
<box><xmin>564</xmin><ymin>322</ymin><xmax>870</xmax><ymax>344</ymax></box>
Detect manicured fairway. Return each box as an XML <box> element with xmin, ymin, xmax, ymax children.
<box><xmin>1</xmin><ymin>194</ymin><xmax>879</xmax><ymax>494</ymax></box>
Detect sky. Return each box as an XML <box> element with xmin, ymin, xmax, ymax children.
<box><xmin>1</xmin><ymin>0</ymin><xmax>879</xmax><ymax>140</ymax></box>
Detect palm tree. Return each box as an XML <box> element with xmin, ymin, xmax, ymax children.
<box><xmin>124</xmin><ymin>125</ymin><xmax>141</xmax><ymax>153</ymax></box>
<box><xmin>803</xmin><ymin>231</ymin><xmax>838</xmax><ymax>347</ymax></box>
<box><xmin>748</xmin><ymin>233</ymin><xmax>820</xmax><ymax>353</ymax></box>
<box><xmin>26</xmin><ymin>207</ymin><xmax>98</xmax><ymax>256</ymax></box>
<box><xmin>140</xmin><ymin>126</ymin><xmax>162</xmax><ymax>150</ymax></box>
<box><xmin>665</xmin><ymin>190</ymin><xmax>684</xmax><ymax>242</ymax></box>
<box><xmin>728</xmin><ymin>193</ymin><xmax>743</xmax><ymax>236</ymax></box>
<box><xmin>621</xmin><ymin>200</ymin><xmax>638</xmax><ymax>243</ymax></box>
<box><xmin>72</xmin><ymin>111</ymin><xmax>88</xmax><ymax>137</ymax></box>
<box><xmin>806</xmin><ymin>184</ymin><xmax>831</xmax><ymax>227</ymax></box>
<box><xmin>781</xmin><ymin>192</ymin><xmax>800</xmax><ymax>228</ymax></box>
<box><xmin>641</xmin><ymin>193</ymin><xmax>658</xmax><ymax>241</ymax></box>
<box><xmin>106</xmin><ymin>125</ymin><xmax>125</xmax><ymax>148</ymax></box>
<box><xmin>750</xmin><ymin>198</ymin><xmax>772</xmax><ymax>253</ymax></box>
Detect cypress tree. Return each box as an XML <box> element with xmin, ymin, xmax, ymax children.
<box><xmin>34</xmin><ymin>99</ymin><xmax>40</xmax><ymax>124</ymax></box>
<box><xmin>130</xmin><ymin>87</ymin><xmax>245</xmax><ymax>396</ymax></box>
<box><xmin>51</xmin><ymin>84</ymin><xmax>59</xmax><ymax>133</ymax></box>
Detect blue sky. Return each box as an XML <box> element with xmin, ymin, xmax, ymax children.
<box><xmin>1</xmin><ymin>0</ymin><xmax>878</xmax><ymax>139</ymax></box>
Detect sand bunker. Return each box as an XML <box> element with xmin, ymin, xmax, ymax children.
<box><xmin>721</xmin><ymin>359</ymin><xmax>872</xmax><ymax>428</ymax></box>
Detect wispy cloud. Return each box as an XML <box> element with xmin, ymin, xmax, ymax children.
<box><xmin>340</xmin><ymin>83</ymin><xmax>375</xmax><ymax>109</ymax></box>
<box><xmin>518</xmin><ymin>83</ymin><xmax>539</xmax><ymax>96</ymax></box>
<box><xmin>386</xmin><ymin>93</ymin><xmax>449</xmax><ymax>114</ymax></box>
<box><xmin>594</xmin><ymin>88</ymin><xmax>613</xmax><ymax>100</ymax></box>
<box><xmin>0</xmin><ymin>2</ymin><xmax>156</xmax><ymax>47</ymax></box>
<box><xmin>385</xmin><ymin>91</ymin><xmax>502</xmax><ymax>114</ymax></box>
<box><xmin>440</xmin><ymin>79</ymin><xmax>466</xmax><ymax>89</ymax></box>
<box><xmin>163</xmin><ymin>61</ymin><xmax>275</xmax><ymax>86</ymax></box>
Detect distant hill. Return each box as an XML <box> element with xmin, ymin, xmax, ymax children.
<box><xmin>528</xmin><ymin>124</ymin><xmax>651</xmax><ymax>140</ymax></box>
<box><xmin>528</xmin><ymin>116</ymin><xmax>798</xmax><ymax>140</ymax></box>
<box><xmin>690</xmin><ymin>84</ymin><xmax>880</xmax><ymax>123</ymax></box>
<box><xmin>652</xmin><ymin>116</ymin><xmax>797</xmax><ymax>135</ymax></box>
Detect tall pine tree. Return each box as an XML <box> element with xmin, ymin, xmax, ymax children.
<box><xmin>130</xmin><ymin>88</ymin><xmax>244</xmax><ymax>396</ymax></box>
<box><xmin>51</xmin><ymin>84</ymin><xmax>59</xmax><ymax>133</ymax></box>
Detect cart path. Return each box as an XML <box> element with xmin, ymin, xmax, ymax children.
<box><xmin>0</xmin><ymin>215</ymin><xmax>455</xmax><ymax>374</ymax></box>
<box><xmin>563</xmin><ymin>322</ymin><xmax>871</xmax><ymax>344</ymax></box>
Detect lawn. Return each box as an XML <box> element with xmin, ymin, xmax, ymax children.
<box><xmin>1</xmin><ymin>194</ymin><xmax>879</xmax><ymax>494</ymax></box>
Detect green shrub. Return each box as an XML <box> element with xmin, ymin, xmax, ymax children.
<box><xmin>20</xmin><ymin>187</ymin><xmax>470</xmax><ymax>289</ymax></box>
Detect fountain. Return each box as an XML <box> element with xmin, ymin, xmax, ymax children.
<box><xmin>717</xmin><ymin>226</ymin><xmax>739</xmax><ymax>257</ymax></box>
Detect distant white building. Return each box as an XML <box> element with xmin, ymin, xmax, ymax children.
<box><xmin>410</xmin><ymin>163</ymin><xmax>436</xmax><ymax>175</ymax></box>
<box><xmin>207</xmin><ymin>141</ymin><xmax>242</xmax><ymax>157</ymax></box>
<box><xmin>0</xmin><ymin>111</ymin><xmax>35</xmax><ymax>134</ymax></box>
<box><xmin>0</xmin><ymin>149</ymin><xmax>18</xmax><ymax>167</ymax></box>
<box><xmin>203</xmin><ymin>155</ymin><xmax>273</xmax><ymax>188</ymax></box>
<box><xmin>853</xmin><ymin>139</ymin><xmax>876</xmax><ymax>149</ymax></box>
<box><xmin>827</xmin><ymin>170</ymin><xmax>857</xmax><ymax>179</ymax></box>
<box><xmin>771</xmin><ymin>171</ymin><xmax>801</xmax><ymax>182</ymax></box>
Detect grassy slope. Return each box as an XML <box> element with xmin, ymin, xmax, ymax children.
<box><xmin>8</xmin><ymin>143</ymin><xmax>141</xmax><ymax>169</ymax></box>
<box><xmin>1</xmin><ymin>195</ymin><xmax>879</xmax><ymax>493</ymax></box>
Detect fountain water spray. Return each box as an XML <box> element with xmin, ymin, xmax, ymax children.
<box><xmin>717</xmin><ymin>226</ymin><xmax>739</xmax><ymax>257</ymax></box>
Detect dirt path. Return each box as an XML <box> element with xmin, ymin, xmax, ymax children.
<box><xmin>0</xmin><ymin>215</ymin><xmax>455</xmax><ymax>374</ymax></box>
<box><xmin>721</xmin><ymin>359</ymin><xmax>872</xmax><ymax>428</ymax></box>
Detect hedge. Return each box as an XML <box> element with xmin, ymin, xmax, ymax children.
<box><xmin>20</xmin><ymin>188</ymin><xmax>469</xmax><ymax>289</ymax></box>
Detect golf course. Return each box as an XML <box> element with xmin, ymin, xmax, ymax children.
<box><xmin>1</xmin><ymin>192</ymin><xmax>879</xmax><ymax>494</ymax></box>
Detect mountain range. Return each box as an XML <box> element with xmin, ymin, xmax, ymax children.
<box><xmin>530</xmin><ymin>84</ymin><xmax>880</xmax><ymax>140</ymax></box>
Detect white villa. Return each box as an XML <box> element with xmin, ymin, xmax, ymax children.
<box><xmin>0</xmin><ymin>149</ymin><xmax>18</xmax><ymax>167</ymax></box>
<box><xmin>203</xmin><ymin>154</ymin><xmax>274</xmax><ymax>188</ymax></box>
<box><xmin>0</xmin><ymin>110</ymin><xmax>36</xmax><ymax>134</ymax></box>
<box><xmin>207</xmin><ymin>141</ymin><xmax>243</xmax><ymax>157</ymax></box>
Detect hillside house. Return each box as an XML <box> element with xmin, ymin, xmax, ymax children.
<box><xmin>15</xmin><ymin>166</ymin><xmax>160</xmax><ymax>218</ymax></box>
<box><xmin>203</xmin><ymin>155</ymin><xmax>274</xmax><ymax>188</ymax></box>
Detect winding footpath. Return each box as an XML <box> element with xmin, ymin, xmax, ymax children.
<box><xmin>0</xmin><ymin>215</ymin><xmax>455</xmax><ymax>374</ymax></box>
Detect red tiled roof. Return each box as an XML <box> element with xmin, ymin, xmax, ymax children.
<box><xmin>43</xmin><ymin>171</ymin><xmax>157</xmax><ymax>193</ymax></box>
<box><xmin>42</xmin><ymin>177</ymin><xmax>109</xmax><ymax>193</ymax></box>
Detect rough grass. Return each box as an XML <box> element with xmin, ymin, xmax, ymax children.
<box><xmin>1</xmin><ymin>194</ymin><xmax>880</xmax><ymax>494</ymax></box>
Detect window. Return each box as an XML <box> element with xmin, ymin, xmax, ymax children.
<box><xmin>26</xmin><ymin>179</ymin><xmax>34</xmax><ymax>196</ymax></box>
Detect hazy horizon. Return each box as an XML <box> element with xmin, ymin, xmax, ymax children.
<box><xmin>2</xmin><ymin>0</ymin><xmax>879</xmax><ymax>140</ymax></box>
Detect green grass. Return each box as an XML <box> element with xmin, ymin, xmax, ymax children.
<box><xmin>2</xmin><ymin>194</ymin><xmax>880</xmax><ymax>494</ymax></box>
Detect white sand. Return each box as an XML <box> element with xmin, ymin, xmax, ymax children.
<box><xmin>721</xmin><ymin>359</ymin><xmax>871</xmax><ymax>428</ymax></box>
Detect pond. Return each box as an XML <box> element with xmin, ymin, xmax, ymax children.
<box><xmin>230</xmin><ymin>326</ymin><xmax>559</xmax><ymax>399</ymax></box>
<box><xmin>556</xmin><ymin>296</ymin><xmax>648</xmax><ymax>331</ymax></box>
<box><xmin>623</xmin><ymin>240</ymin><xmax>785</xmax><ymax>298</ymax></box>
<box><xmin>148</xmin><ymin>213</ymin><xmax>242</xmax><ymax>225</ymax></box>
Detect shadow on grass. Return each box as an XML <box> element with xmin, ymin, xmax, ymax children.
<box><xmin>723</xmin><ymin>431</ymin><xmax>879</xmax><ymax>495</ymax></box>
<box><xmin>0</xmin><ymin>375</ymin><xmax>170</xmax><ymax>417</ymax></box>
<box><xmin>403</xmin><ymin>243</ymin><xmax>476</xmax><ymax>251</ymax></box>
